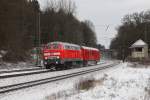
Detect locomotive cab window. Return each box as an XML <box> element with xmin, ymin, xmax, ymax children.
<box><xmin>53</xmin><ymin>44</ymin><xmax>60</xmax><ymax>49</ymax></box>
<box><xmin>47</xmin><ymin>43</ymin><xmax>61</xmax><ymax>49</ymax></box>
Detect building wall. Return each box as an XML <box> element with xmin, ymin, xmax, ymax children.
<box><xmin>131</xmin><ymin>46</ymin><xmax>148</xmax><ymax>58</ymax></box>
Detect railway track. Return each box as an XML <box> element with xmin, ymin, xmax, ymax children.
<box><xmin>0</xmin><ymin>62</ymin><xmax>106</xmax><ymax>79</ymax></box>
<box><xmin>0</xmin><ymin>62</ymin><xmax>119</xmax><ymax>94</ymax></box>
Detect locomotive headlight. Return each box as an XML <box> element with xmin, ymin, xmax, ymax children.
<box><xmin>56</xmin><ymin>56</ymin><xmax>59</xmax><ymax>59</ymax></box>
<box><xmin>44</xmin><ymin>62</ymin><xmax>47</xmax><ymax>65</ymax></box>
<box><xmin>45</xmin><ymin>57</ymin><xmax>48</xmax><ymax>60</ymax></box>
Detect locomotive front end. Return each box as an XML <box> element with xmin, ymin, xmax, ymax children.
<box><xmin>43</xmin><ymin>42</ymin><xmax>62</xmax><ymax>68</ymax></box>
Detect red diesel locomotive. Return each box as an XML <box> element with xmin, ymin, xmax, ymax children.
<box><xmin>43</xmin><ymin>42</ymin><xmax>100</xmax><ymax>69</ymax></box>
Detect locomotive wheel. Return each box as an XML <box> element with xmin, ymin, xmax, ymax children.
<box><xmin>83</xmin><ymin>61</ymin><xmax>88</xmax><ymax>67</ymax></box>
<box><xmin>64</xmin><ymin>62</ymin><xmax>72</xmax><ymax>69</ymax></box>
<box><xmin>79</xmin><ymin>62</ymin><xmax>83</xmax><ymax>67</ymax></box>
<box><xmin>95</xmin><ymin>61</ymin><xmax>97</xmax><ymax>65</ymax></box>
<box><xmin>55</xmin><ymin>66</ymin><xmax>61</xmax><ymax>70</ymax></box>
<box><xmin>55</xmin><ymin>64</ymin><xmax>64</xmax><ymax>70</ymax></box>
<box><xmin>45</xmin><ymin>65</ymin><xmax>50</xmax><ymax>69</ymax></box>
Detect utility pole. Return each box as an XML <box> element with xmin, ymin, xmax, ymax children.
<box><xmin>143</xmin><ymin>19</ymin><xmax>150</xmax><ymax>43</ymax></box>
<box><xmin>38</xmin><ymin>11</ymin><xmax>41</xmax><ymax>51</ymax></box>
<box><xmin>122</xmin><ymin>32</ymin><xmax>126</xmax><ymax>62</ymax></box>
<box><xmin>37</xmin><ymin>11</ymin><xmax>41</xmax><ymax>66</ymax></box>
<box><xmin>34</xmin><ymin>0</ymin><xmax>41</xmax><ymax>66</ymax></box>
<box><xmin>145</xmin><ymin>23</ymin><xmax>147</xmax><ymax>43</ymax></box>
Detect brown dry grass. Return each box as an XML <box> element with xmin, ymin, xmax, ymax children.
<box><xmin>75</xmin><ymin>77</ymin><xmax>104</xmax><ymax>91</ymax></box>
<box><xmin>144</xmin><ymin>78</ymin><xmax>150</xmax><ymax>100</ymax></box>
<box><xmin>45</xmin><ymin>77</ymin><xmax>105</xmax><ymax>100</ymax></box>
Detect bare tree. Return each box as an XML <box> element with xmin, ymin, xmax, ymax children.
<box><xmin>57</xmin><ymin>0</ymin><xmax>76</xmax><ymax>15</ymax></box>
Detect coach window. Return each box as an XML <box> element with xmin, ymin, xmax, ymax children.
<box><xmin>65</xmin><ymin>45</ymin><xmax>69</xmax><ymax>49</ymax></box>
<box><xmin>75</xmin><ymin>47</ymin><xmax>79</xmax><ymax>50</ymax></box>
<box><xmin>72</xmin><ymin>46</ymin><xmax>75</xmax><ymax>50</ymax></box>
<box><xmin>74</xmin><ymin>47</ymin><xmax>76</xmax><ymax>50</ymax></box>
<box><xmin>70</xmin><ymin>46</ymin><xmax>73</xmax><ymax>50</ymax></box>
<box><xmin>77</xmin><ymin>47</ymin><xmax>80</xmax><ymax>50</ymax></box>
<box><xmin>64</xmin><ymin>45</ymin><xmax>66</xmax><ymax>49</ymax></box>
<box><xmin>69</xmin><ymin>46</ymin><xmax>72</xmax><ymax>50</ymax></box>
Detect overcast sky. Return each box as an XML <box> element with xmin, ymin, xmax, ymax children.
<box><xmin>38</xmin><ymin>0</ymin><xmax>150</xmax><ymax>48</ymax></box>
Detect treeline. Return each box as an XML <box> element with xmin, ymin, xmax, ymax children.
<box><xmin>0</xmin><ymin>0</ymin><xmax>97</xmax><ymax>62</ymax></box>
<box><xmin>40</xmin><ymin>0</ymin><xmax>97</xmax><ymax>46</ymax></box>
<box><xmin>110</xmin><ymin>10</ymin><xmax>150</xmax><ymax>59</ymax></box>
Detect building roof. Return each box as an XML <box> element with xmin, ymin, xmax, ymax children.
<box><xmin>130</xmin><ymin>39</ymin><xmax>147</xmax><ymax>48</ymax></box>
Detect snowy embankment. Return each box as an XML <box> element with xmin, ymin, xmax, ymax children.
<box><xmin>0</xmin><ymin>50</ymin><xmax>39</xmax><ymax>71</ymax></box>
<box><xmin>63</xmin><ymin>62</ymin><xmax>150</xmax><ymax>100</ymax></box>
<box><xmin>0</xmin><ymin>62</ymin><xmax>150</xmax><ymax>100</ymax></box>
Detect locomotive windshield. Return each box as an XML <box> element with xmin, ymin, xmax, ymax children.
<box><xmin>46</xmin><ymin>43</ymin><xmax>61</xmax><ymax>50</ymax></box>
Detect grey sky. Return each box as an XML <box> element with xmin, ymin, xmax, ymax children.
<box><xmin>38</xmin><ymin>0</ymin><xmax>150</xmax><ymax>48</ymax></box>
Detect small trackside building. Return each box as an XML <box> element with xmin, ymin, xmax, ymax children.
<box><xmin>130</xmin><ymin>39</ymin><xmax>148</xmax><ymax>59</ymax></box>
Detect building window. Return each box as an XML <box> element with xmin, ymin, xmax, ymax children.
<box><xmin>135</xmin><ymin>47</ymin><xmax>142</xmax><ymax>52</ymax></box>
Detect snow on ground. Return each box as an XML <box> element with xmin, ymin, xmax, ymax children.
<box><xmin>0</xmin><ymin>60</ymin><xmax>117</xmax><ymax>100</ymax></box>
<box><xmin>63</xmin><ymin>62</ymin><xmax>150</xmax><ymax>100</ymax></box>
<box><xmin>0</xmin><ymin>62</ymin><xmax>38</xmax><ymax>71</ymax></box>
<box><xmin>0</xmin><ymin>61</ymin><xmax>150</xmax><ymax>100</ymax></box>
<box><xmin>0</xmin><ymin>61</ymin><xmax>113</xmax><ymax>87</ymax></box>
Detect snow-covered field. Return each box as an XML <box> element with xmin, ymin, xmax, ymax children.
<box><xmin>64</xmin><ymin>63</ymin><xmax>150</xmax><ymax>100</ymax></box>
<box><xmin>0</xmin><ymin>61</ymin><xmax>150</xmax><ymax>100</ymax></box>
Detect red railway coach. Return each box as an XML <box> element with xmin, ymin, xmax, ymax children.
<box><xmin>81</xmin><ymin>46</ymin><xmax>100</xmax><ymax>66</ymax></box>
<box><xmin>43</xmin><ymin>41</ymin><xmax>101</xmax><ymax>69</ymax></box>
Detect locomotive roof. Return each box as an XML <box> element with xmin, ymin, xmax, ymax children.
<box><xmin>48</xmin><ymin>41</ymin><xmax>80</xmax><ymax>47</ymax></box>
<box><xmin>82</xmin><ymin>46</ymin><xmax>99</xmax><ymax>51</ymax></box>
<box><xmin>47</xmin><ymin>42</ymin><xmax>99</xmax><ymax>51</ymax></box>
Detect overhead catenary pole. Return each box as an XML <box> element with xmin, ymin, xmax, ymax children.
<box><xmin>38</xmin><ymin>12</ymin><xmax>41</xmax><ymax>50</ymax></box>
<box><xmin>37</xmin><ymin>9</ymin><xmax>41</xmax><ymax>66</ymax></box>
<box><xmin>145</xmin><ymin>23</ymin><xmax>147</xmax><ymax>43</ymax></box>
<box><xmin>143</xmin><ymin>19</ymin><xmax>150</xmax><ymax>43</ymax></box>
<box><xmin>35</xmin><ymin>0</ymin><xmax>41</xmax><ymax>66</ymax></box>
